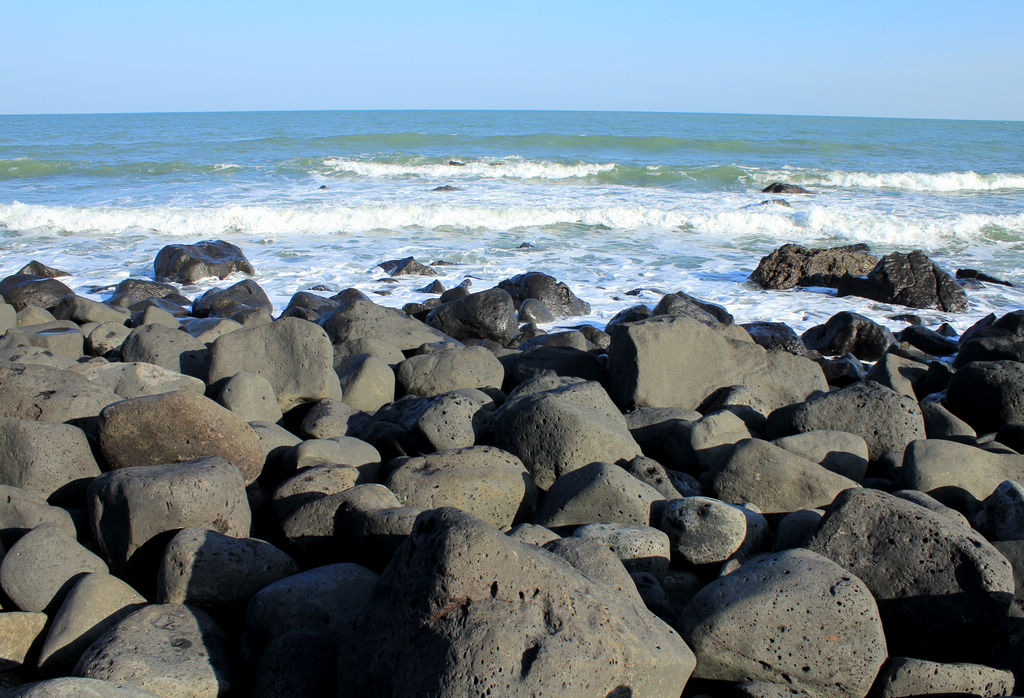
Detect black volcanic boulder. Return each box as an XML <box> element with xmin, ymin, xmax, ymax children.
<box><xmin>761</xmin><ymin>182</ymin><xmax>811</xmax><ymax>194</ymax></box>
<box><xmin>652</xmin><ymin>291</ymin><xmax>733</xmax><ymax>326</ymax></box>
<box><xmin>497</xmin><ymin>272</ymin><xmax>590</xmax><ymax>318</ymax></box>
<box><xmin>801</xmin><ymin>311</ymin><xmax>896</xmax><ymax>361</ymax></box>
<box><xmin>192</xmin><ymin>279</ymin><xmax>272</xmax><ymax>318</ymax></box>
<box><xmin>105</xmin><ymin>278</ymin><xmax>191</xmax><ymax>309</ymax></box>
<box><xmin>425</xmin><ymin>288</ymin><xmax>517</xmax><ymax>344</ymax></box>
<box><xmin>946</xmin><ymin>360</ymin><xmax>1024</xmax><ymax>434</ymax></box>
<box><xmin>0</xmin><ymin>274</ymin><xmax>74</xmax><ymax>311</ymax></box>
<box><xmin>741</xmin><ymin>321</ymin><xmax>808</xmax><ymax>355</ymax></box>
<box><xmin>957</xmin><ymin>268</ymin><xmax>1013</xmax><ymax>286</ymax></box>
<box><xmin>748</xmin><ymin>243</ymin><xmax>878</xmax><ymax>290</ymax></box>
<box><xmin>16</xmin><ymin>261</ymin><xmax>70</xmax><ymax>278</ymax></box>
<box><xmin>154</xmin><ymin>240</ymin><xmax>254</xmax><ymax>283</ymax></box>
<box><xmin>377</xmin><ymin>257</ymin><xmax>437</xmax><ymax>277</ymax></box>
<box><xmin>837</xmin><ymin>250</ymin><xmax>968</xmax><ymax>312</ymax></box>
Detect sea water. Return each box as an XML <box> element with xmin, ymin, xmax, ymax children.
<box><xmin>1</xmin><ymin>110</ymin><xmax>1022</xmax><ymax>334</ymax></box>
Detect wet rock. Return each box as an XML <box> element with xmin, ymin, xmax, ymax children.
<box><xmin>385</xmin><ymin>446</ymin><xmax>537</xmax><ymax>529</ymax></box>
<box><xmin>800</xmin><ymin>311</ymin><xmax>895</xmax><ymax>361</ymax></box>
<box><xmin>88</xmin><ymin>457</ymin><xmax>251</xmax><ymax>568</ymax></box>
<box><xmin>377</xmin><ymin>257</ymin><xmax>437</xmax><ymax>276</ymax></box>
<box><xmin>741</xmin><ymin>321</ymin><xmax>808</xmax><ymax>355</ymax></box>
<box><xmin>956</xmin><ymin>268</ymin><xmax>1013</xmax><ymax>287</ymax></box>
<box><xmin>337</xmin><ymin>507</ymin><xmax>694</xmax><ymax>696</ymax></box>
<box><xmin>681</xmin><ymin>548</ymin><xmax>886</xmax><ymax>698</ymax></box>
<box><xmin>0</xmin><ymin>275</ymin><xmax>74</xmax><ymax>311</ymax></box>
<box><xmin>652</xmin><ymin>291</ymin><xmax>733</xmax><ymax>326</ymax></box>
<box><xmin>98</xmin><ymin>390</ymin><xmax>264</xmax><ymax>484</ymax></box>
<box><xmin>153</xmin><ymin>239</ymin><xmax>254</xmax><ymax>283</ymax></box>
<box><xmin>761</xmin><ymin>182</ymin><xmax>812</xmax><ymax>194</ymax></box>
<box><xmin>805</xmin><ymin>488</ymin><xmax>1014</xmax><ymax>660</ymax></box>
<box><xmin>425</xmin><ymin>288</ymin><xmax>518</xmax><ymax>344</ymax></box>
<box><xmin>497</xmin><ymin>271</ymin><xmax>591</xmax><ymax>317</ymax></box>
<box><xmin>518</xmin><ymin>298</ymin><xmax>555</xmax><ymax>324</ymax></box>
<box><xmin>765</xmin><ymin>381</ymin><xmax>926</xmax><ymax>461</ymax></box>
<box><xmin>16</xmin><ymin>261</ymin><xmax>70</xmax><ymax>279</ymax></box>
<box><xmin>75</xmin><ymin>603</ymin><xmax>238</xmax><ymax>698</ymax></box>
<box><xmin>748</xmin><ymin>243</ymin><xmax>876</xmax><ymax>290</ymax></box>
<box><xmin>106</xmin><ymin>278</ymin><xmax>190</xmax><ymax>309</ymax></box>
<box><xmin>192</xmin><ymin>278</ymin><xmax>272</xmax><ymax>318</ymax></box>
<box><xmin>897</xmin><ymin>324</ymin><xmax>959</xmax><ymax>356</ymax></box>
<box><xmin>837</xmin><ymin>250</ymin><xmax>968</xmax><ymax>312</ymax></box>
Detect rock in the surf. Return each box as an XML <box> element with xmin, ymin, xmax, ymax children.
<box><xmin>192</xmin><ymin>278</ymin><xmax>272</xmax><ymax>318</ymax></box>
<box><xmin>748</xmin><ymin>243</ymin><xmax>877</xmax><ymax>290</ymax></box>
<box><xmin>425</xmin><ymin>288</ymin><xmax>518</xmax><ymax>344</ymax></box>
<box><xmin>153</xmin><ymin>239</ymin><xmax>254</xmax><ymax>283</ymax></box>
<box><xmin>0</xmin><ymin>274</ymin><xmax>74</xmax><ymax>311</ymax></box>
<box><xmin>497</xmin><ymin>271</ymin><xmax>591</xmax><ymax>317</ymax></box>
<box><xmin>837</xmin><ymin>250</ymin><xmax>968</xmax><ymax>312</ymax></box>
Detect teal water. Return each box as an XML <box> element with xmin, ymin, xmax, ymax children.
<box><xmin>1</xmin><ymin>110</ymin><xmax>1023</xmax><ymax>331</ymax></box>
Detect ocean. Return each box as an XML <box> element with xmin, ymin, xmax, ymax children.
<box><xmin>1</xmin><ymin>110</ymin><xmax>1022</xmax><ymax>334</ymax></box>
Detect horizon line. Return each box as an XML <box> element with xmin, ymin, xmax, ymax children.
<box><xmin>1</xmin><ymin>107</ymin><xmax>1020</xmax><ymax>124</ymax></box>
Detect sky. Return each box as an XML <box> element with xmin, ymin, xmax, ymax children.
<box><xmin>2</xmin><ymin>0</ymin><xmax>1022</xmax><ymax>120</ymax></box>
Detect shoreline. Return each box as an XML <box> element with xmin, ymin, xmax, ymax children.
<box><xmin>1</xmin><ymin>240</ymin><xmax>1023</xmax><ymax>695</ymax></box>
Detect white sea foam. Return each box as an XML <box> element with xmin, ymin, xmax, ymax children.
<box><xmin>755</xmin><ymin>169</ymin><xmax>1024</xmax><ymax>192</ymax></box>
<box><xmin>322</xmin><ymin>157</ymin><xmax>616</xmax><ymax>180</ymax></box>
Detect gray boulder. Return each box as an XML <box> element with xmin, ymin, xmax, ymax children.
<box><xmin>216</xmin><ymin>371</ymin><xmax>283</xmax><ymax>422</ymax></box>
<box><xmin>336</xmin><ymin>354</ymin><xmax>394</xmax><ymax>412</ymax></box>
<box><xmin>4</xmin><ymin>678</ymin><xmax>160</xmax><ymax>697</ymax></box>
<box><xmin>300</xmin><ymin>398</ymin><xmax>361</xmax><ymax>439</ymax></box>
<box><xmin>283</xmin><ymin>436</ymin><xmax>380</xmax><ymax>477</ymax></box>
<box><xmin>608</xmin><ymin>315</ymin><xmax>826</xmax><ymax>411</ymax></box>
<box><xmin>900</xmin><ymin>438</ymin><xmax>1024</xmax><ymax>511</ymax></box>
<box><xmin>360</xmin><ymin>390</ymin><xmax>496</xmax><ymax>458</ymax></box>
<box><xmin>532</xmin><ymin>462</ymin><xmax>665</xmax><ymax>531</ymax></box>
<box><xmin>0</xmin><ymin>522</ymin><xmax>107</xmax><ymax>613</ymax></box>
<box><xmin>321</xmin><ymin>298</ymin><xmax>453</xmax><ymax>350</ymax></box>
<box><xmin>385</xmin><ymin>446</ymin><xmax>537</xmax><ymax>529</ymax></box>
<box><xmin>0</xmin><ymin>611</ymin><xmax>48</xmax><ymax>672</ymax></box>
<box><xmin>154</xmin><ymin>239</ymin><xmax>254</xmax><ymax>283</ymax></box>
<box><xmin>36</xmin><ymin>572</ymin><xmax>146</xmax><ymax>675</ymax></box>
<box><xmin>53</xmin><ymin>294</ymin><xmax>130</xmax><ymax>326</ymax></box>
<box><xmin>250</xmin><ymin>630</ymin><xmax>337</xmax><ymax>698</ymax></box>
<box><xmin>0</xmin><ymin>321</ymin><xmax>84</xmax><ymax>359</ymax></box>
<box><xmin>207</xmin><ymin>317</ymin><xmax>338</xmax><ymax>412</ymax></box>
<box><xmin>337</xmin><ymin>507</ymin><xmax>694</xmax><ymax>696</ymax></box>
<box><xmin>88</xmin><ymin>457</ymin><xmax>251</xmax><ymax>568</ymax></box>
<box><xmin>245</xmin><ymin>563</ymin><xmax>379</xmax><ymax>648</ymax></box>
<box><xmin>708</xmin><ymin>439</ymin><xmax>859</xmax><ymax>514</ymax></box>
<box><xmin>85</xmin><ymin>321</ymin><xmax>131</xmax><ymax>356</ymax></box>
<box><xmin>494</xmin><ymin>380</ymin><xmax>641</xmax><ymax>490</ymax></box>
<box><xmin>106</xmin><ymin>278</ymin><xmax>189</xmax><ymax>309</ymax></box>
<box><xmin>156</xmin><ymin>528</ymin><xmax>298</xmax><ymax>611</ymax></box>
<box><xmin>921</xmin><ymin>397</ymin><xmax>977</xmax><ymax>439</ymax></box>
<box><xmin>377</xmin><ymin>256</ymin><xmax>437</xmax><ymax>276</ymax></box>
<box><xmin>773</xmin><ymin>430</ymin><xmax>869</xmax><ymax>482</ymax></box>
<box><xmin>120</xmin><ymin>324</ymin><xmax>207</xmax><ymax>378</ymax></box>
<box><xmin>681</xmin><ymin>548</ymin><xmax>886</xmax><ymax>698</ymax></box>
<box><xmin>74</xmin><ymin>603</ymin><xmax>238</xmax><ymax>698</ymax></box>
<box><xmin>973</xmin><ymin>480</ymin><xmax>1024</xmax><ymax>541</ymax></box>
<box><xmin>765</xmin><ymin>381</ymin><xmax>926</xmax><ymax>461</ymax></box>
<box><xmin>572</xmin><ymin>523</ymin><xmax>671</xmax><ymax>579</ymax></box>
<box><xmin>425</xmin><ymin>288</ymin><xmax>518</xmax><ymax>344</ymax></box>
<box><xmin>0</xmin><ymin>418</ymin><xmax>100</xmax><ymax>500</ymax></box>
<box><xmin>806</xmin><ymin>488</ymin><xmax>1014</xmax><ymax>658</ymax></box>
<box><xmin>395</xmin><ymin>345</ymin><xmax>504</xmax><ymax>396</ymax></box>
<box><xmin>270</xmin><ymin>463</ymin><xmax>363</xmax><ymax>523</ymax></box>
<box><xmin>872</xmin><ymin>657</ymin><xmax>1014</xmax><ymax>698</ymax></box>
<box><xmin>0</xmin><ymin>485</ymin><xmax>76</xmax><ymax>545</ymax></box>
<box><xmin>16</xmin><ymin>261</ymin><xmax>70</xmax><ymax>278</ymax></box>
<box><xmin>657</xmin><ymin>496</ymin><xmax>768</xmax><ymax>567</ymax></box>
<box><xmin>71</xmin><ymin>361</ymin><xmax>205</xmax><ymax>399</ymax></box>
<box><xmin>98</xmin><ymin>390</ymin><xmax>264</xmax><ymax>484</ymax></box>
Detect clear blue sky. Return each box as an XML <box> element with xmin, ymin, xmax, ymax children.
<box><xmin>2</xmin><ymin>0</ymin><xmax>1022</xmax><ymax>119</ymax></box>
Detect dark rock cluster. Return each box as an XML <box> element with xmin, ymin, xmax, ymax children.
<box><xmin>0</xmin><ymin>241</ymin><xmax>1022</xmax><ymax>697</ymax></box>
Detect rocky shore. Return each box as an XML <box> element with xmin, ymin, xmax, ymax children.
<box><xmin>1</xmin><ymin>239</ymin><xmax>1023</xmax><ymax>697</ymax></box>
